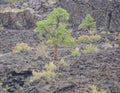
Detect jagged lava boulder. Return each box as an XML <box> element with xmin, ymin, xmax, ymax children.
<box><xmin>0</xmin><ymin>9</ymin><xmax>39</xmax><ymax>30</ymax></box>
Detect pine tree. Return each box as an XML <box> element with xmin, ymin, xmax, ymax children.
<box><xmin>80</xmin><ymin>14</ymin><xmax>96</xmax><ymax>33</ymax></box>
<box><xmin>35</xmin><ymin>7</ymin><xmax>75</xmax><ymax>60</ymax></box>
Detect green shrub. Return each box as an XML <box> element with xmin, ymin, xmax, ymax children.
<box><xmin>78</xmin><ymin>35</ymin><xmax>101</xmax><ymax>42</ymax></box>
<box><xmin>13</xmin><ymin>42</ymin><xmax>31</xmax><ymax>53</ymax></box>
<box><xmin>114</xmin><ymin>44</ymin><xmax>119</xmax><ymax>48</ymax></box>
<box><xmin>59</xmin><ymin>58</ymin><xmax>68</xmax><ymax>67</ymax></box>
<box><xmin>116</xmin><ymin>34</ymin><xmax>120</xmax><ymax>40</ymax></box>
<box><xmin>78</xmin><ymin>35</ymin><xmax>89</xmax><ymax>42</ymax></box>
<box><xmin>45</xmin><ymin>39</ymin><xmax>53</xmax><ymax>44</ymax></box>
<box><xmin>101</xmin><ymin>31</ymin><xmax>107</xmax><ymax>34</ymax></box>
<box><xmin>89</xmin><ymin>35</ymin><xmax>101</xmax><ymax>42</ymax></box>
<box><xmin>102</xmin><ymin>43</ymin><xmax>113</xmax><ymax>50</ymax></box>
<box><xmin>30</xmin><ymin>62</ymin><xmax>57</xmax><ymax>82</ymax></box>
<box><xmin>30</xmin><ymin>70</ymin><xmax>56</xmax><ymax>82</ymax></box>
<box><xmin>71</xmin><ymin>47</ymin><xmax>80</xmax><ymax>56</ymax></box>
<box><xmin>0</xmin><ymin>24</ymin><xmax>3</xmax><ymax>30</ymax></box>
<box><xmin>5</xmin><ymin>85</ymin><xmax>10</xmax><ymax>91</ymax></box>
<box><xmin>8</xmin><ymin>0</ymin><xmax>16</xmax><ymax>4</ymax></box>
<box><xmin>85</xmin><ymin>44</ymin><xmax>98</xmax><ymax>53</ymax></box>
<box><xmin>91</xmin><ymin>85</ymin><xmax>106</xmax><ymax>93</ymax></box>
<box><xmin>0</xmin><ymin>82</ymin><xmax>3</xmax><ymax>86</ymax></box>
<box><xmin>45</xmin><ymin>62</ymin><xmax>56</xmax><ymax>71</ymax></box>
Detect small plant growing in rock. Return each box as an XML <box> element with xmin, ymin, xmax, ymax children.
<box><xmin>91</xmin><ymin>85</ymin><xmax>106</xmax><ymax>93</ymax></box>
<box><xmin>5</xmin><ymin>85</ymin><xmax>10</xmax><ymax>92</ymax></box>
<box><xmin>8</xmin><ymin>0</ymin><xmax>16</xmax><ymax>4</ymax></box>
<box><xmin>45</xmin><ymin>39</ymin><xmax>53</xmax><ymax>44</ymax></box>
<box><xmin>59</xmin><ymin>58</ymin><xmax>68</xmax><ymax>67</ymax></box>
<box><xmin>13</xmin><ymin>42</ymin><xmax>31</xmax><ymax>53</ymax></box>
<box><xmin>71</xmin><ymin>47</ymin><xmax>80</xmax><ymax>56</ymax></box>
<box><xmin>78</xmin><ymin>35</ymin><xmax>90</xmax><ymax>42</ymax></box>
<box><xmin>35</xmin><ymin>7</ymin><xmax>75</xmax><ymax>60</ymax></box>
<box><xmin>85</xmin><ymin>44</ymin><xmax>98</xmax><ymax>53</ymax></box>
<box><xmin>114</xmin><ymin>44</ymin><xmax>119</xmax><ymax>48</ymax></box>
<box><xmin>116</xmin><ymin>34</ymin><xmax>120</xmax><ymax>40</ymax></box>
<box><xmin>0</xmin><ymin>24</ymin><xmax>3</xmax><ymax>30</ymax></box>
<box><xmin>78</xmin><ymin>35</ymin><xmax>101</xmax><ymax>42</ymax></box>
<box><xmin>30</xmin><ymin>70</ymin><xmax>56</xmax><ymax>82</ymax></box>
<box><xmin>102</xmin><ymin>43</ymin><xmax>113</xmax><ymax>50</ymax></box>
<box><xmin>89</xmin><ymin>35</ymin><xmax>101</xmax><ymax>42</ymax></box>
<box><xmin>0</xmin><ymin>82</ymin><xmax>2</xmax><ymax>86</ymax></box>
<box><xmin>45</xmin><ymin>62</ymin><xmax>56</xmax><ymax>71</ymax></box>
<box><xmin>80</xmin><ymin>14</ymin><xmax>96</xmax><ymax>34</ymax></box>
<box><xmin>101</xmin><ymin>31</ymin><xmax>107</xmax><ymax>34</ymax></box>
<box><xmin>30</xmin><ymin>62</ymin><xmax>56</xmax><ymax>82</ymax></box>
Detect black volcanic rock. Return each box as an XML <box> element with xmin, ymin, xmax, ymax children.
<box><xmin>0</xmin><ymin>0</ymin><xmax>120</xmax><ymax>31</ymax></box>
<box><xmin>59</xmin><ymin>0</ymin><xmax>120</xmax><ymax>32</ymax></box>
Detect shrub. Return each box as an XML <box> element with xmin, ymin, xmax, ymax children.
<box><xmin>80</xmin><ymin>14</ymin><xmax>96</xmax><ymax>33</ymax></box>
<box><xmin>30</xmin><ymin>62</ymin><xmax>56</xmax><ymax>82</ymax></box>
<box><xmin>78</xmin><ymin>35</ymin><xmax>89</xmax><ymax>42</ymax></box>
<box><xmin>22</xmin><ymin>2</ymin><xmax>28</xmax><ymax>9</ymax></box>
<box><xmin>71</xmin><ymin>47</ymin><xmax>80</xmax><ymax>56</ymax></box>
<box><xmin>0</xmin><ymin>24</ymin><xmax>3</xmax><ymax>30</ymax></box>
<box><xmin>89</xmin><ymin>35</ymin><xmax>101</xmax><ymax>42</ymax></box>
<box><xmin>116</xmin><ymin>34</ymin><xmax>120</xmax><ymax>40</ymax></box>
<box><xmin>0</xmin><ymin>82</ymin><xmax>2</xmax><ymax>86</ymax></box>
<box><xmin>101</xmin><ymin>31</ymin><xmax>107</xmax><ymax>34</ymax></box>
<box><xmin>8</xmin><ymin>0</ymin><xmax>16</xmax><ymax>4</ymax></box>
<box><xmin>91</xmin><ymin>85</ymin><xmax>106</xmax><ymax>93</ymax></box>
<box><xmin>5</xmin><ymin>85</ymin><xmax>10</xmax><ymax>91</ymax></box>
<box><xmin>85</xmin><ymin>44</ymin><xmax>98</xmax><ymax>53</ymax></box>
<box><xmin>45</xmin><ymin>39</ymin><xmax>53</xmax><ymax>44</ymax></box>
<box><xmin>102</xmin><ymin>43</ymin><xmax>113</xmax><ymax>50</ymax></box>
<box><xmin>114</xmin><ymin>44</ymin><xmax>119</xmax><ymax>48</ymax></box>
<box><xmin>59</xmin><ymin>58</ymin><xmax>68</xmax><ymax>67</ymax></box>
<box><xmin>78</xmin><ymin>35</ymin><xmax>101</xmax><ymax>42</ymax></box>
<box><xmin>45</xmin><ymin>62</ymin><xmax>56</xmax><ymax>71</ymax></box>
<box><xmin>30</xmin><ymin>70</ymin><xmax>56</xmax><ymax>82</ymax></box>
<box><xmin>13</xmin><ymin>42</ymin><xmax>31</xmax><ymax>53</ymax></box>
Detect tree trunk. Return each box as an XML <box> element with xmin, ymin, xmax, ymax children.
<box><xmin>54</xmin><ymin>44</ymin><xmax>58</xmax><ymax>60</ymax></box>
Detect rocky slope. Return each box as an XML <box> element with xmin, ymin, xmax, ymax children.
<box><xmin>0</xmin><ymin>0</ymin><xmax>120</xmax><ymax>93</ymax></box>
<box><xmin>0</xmin><ymin>0</ymin><xmax>120</xmax><ymax>32</ymax></box>
<box><xmin>60</xmin><ymin>0</ymin><xmax>120</xmax><ymax>32</ymax></box>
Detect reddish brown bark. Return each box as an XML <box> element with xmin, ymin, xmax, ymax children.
<box><xmin>54</xmin><ymin>44</ymin><xmax>58</xmax><ymax>60</ymax></box>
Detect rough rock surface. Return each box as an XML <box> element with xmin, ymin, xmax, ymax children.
<box><xmin>0</xmin><ymin>10</ymin><xmax>39</xmax><ymax>30</ymax></box>
<box><xmin>0</xmin><ymin>0</ymin><xmax>120</xmax><ymax>93</ymax></box>
<box><xmin>0</xmin><ymin>0</ymin><xmax>120</xmax><ymax>32</ymax></box>
<box><xmin>0</xmin><ymin>48</ymin><xmax>120</xmax><ymax>93</ymax></box>
<box><xmin>0</xmin><ymin>29</ymin><xmax>40</xmax><ymax>53</ymax></box>
<box><xmin>59</xmin><ymin>0</ymin><xmax>120</xmax><ymax>32</ymax></box>
<box><xmin>0</xmin><ymin>28</ymin><xmax>120</xmax><ymax>93</ymax></box>
<box><xmin>0</xmin><ymin>0</ymin><xmax>58</xmax><ymax>30</ymax></box>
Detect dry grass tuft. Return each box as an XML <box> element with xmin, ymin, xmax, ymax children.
<box><xmin>13</xmin><ymin>42</ymin><xmax>31</xmax><ymax>53</ymax></box>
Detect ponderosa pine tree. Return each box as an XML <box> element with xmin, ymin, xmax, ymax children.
<box><xmin>35</xmin><ymin>7</ymin><xmax>75</xmax><ymax>60</ymax></box>
<box><xmin>80</xmin><ymin>14</ymin><xmax>96</xmax><ymax>33</ymax></box>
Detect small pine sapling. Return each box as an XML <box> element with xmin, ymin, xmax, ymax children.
<box><xmin>80</xmin><ymin>14</ymin><xmax>96</xmax><ymax>33</ymax></box>
<box><xmin>35</xmin><ymin>7</ymin><xmax>75</xmax><ymax>60</ymax></box>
